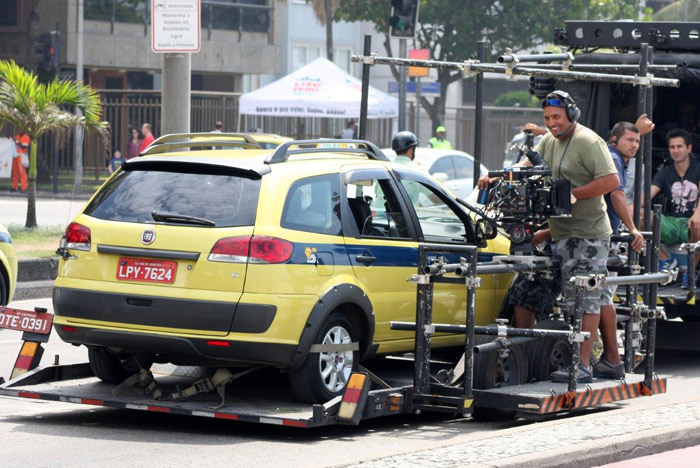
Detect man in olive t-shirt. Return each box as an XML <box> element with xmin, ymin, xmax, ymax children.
<box><xmin>479</xmin><ymin>91</ymin><xmax>619</xmax><ymax>383</ymax></box>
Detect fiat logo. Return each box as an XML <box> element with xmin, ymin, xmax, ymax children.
<box><xmin>142</xmin><ymin>229</ymin><xmax>156</xmax><ymax>245</ymax></box>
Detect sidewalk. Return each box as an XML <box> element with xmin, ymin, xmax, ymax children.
<box><xmin>341</xmin><ymin>397</ymin><xmax>700</xmax><ymax>467</ymax></box>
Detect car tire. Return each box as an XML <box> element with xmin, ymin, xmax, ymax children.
<box><xmin>471</xmin><ymin>335</ymin><xmax>528</xmax><ymax>422</ymax></box>
<box><xmin>88</xmin><ymin>348</ymin><xmax>152</xmax><ymax>384</ymax></box>
<box><xmin>0</xmin><ymin>270</ymin><xmax>7</xmax><ymax>306</ymax></box>
<box><xmin>289</xmin><ymin>311</ymin><xmax>359</xmax><ymax>404</ymax></box>
<box><xmin>528</xmin><ymin>319</ymin><xmax>573</xmax><ymax>382</ymax></box>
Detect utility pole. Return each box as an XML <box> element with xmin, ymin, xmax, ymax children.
<box><xmin>398</xmin><ymin>39</ymin><xmax>407</xmax><ymax>131</ymax></box>
<box><xmin>162</xmin><ymin>54</ymin><xmax>191</xmax><ymax>135</ymax></box>
<box><xmin>153</xmin><ymin>1</ymin><xmax>200</xmax><ymax>136</ymax></box>
<box><xmin>389</xmin><ymin>0</ymin><xmax>420</xmax><ymax>132</ymax></box>
<box><xmin>74</xmin><ymin>0</ymin><xmax>84</xmax><ymax>192</ymax></box>
<box><xmin>53</xmin><ymin>22</ymin><xmax>62</xmax><ymax>193</ymax></box>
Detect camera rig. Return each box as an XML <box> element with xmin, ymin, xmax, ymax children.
<box><xmin>475</xmin><ymin>138</ymin><xmax>572</xmax><ymax>254</ymax></box>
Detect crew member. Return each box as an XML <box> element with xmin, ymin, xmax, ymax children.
<box><xmin>650</xmin><ymin>129</ymin><xmax>700</xmax><ymax>279</ymax></box>
<box><xmin>392</xmin><ymin>131</ymin><xmax>418</xmax><ymax>164</ymax></box>
<box><xmin>428</xmin><ymin>125</ymin><xmax>452</xmax><ymax>149</ymax></box>
<box><xmin>11</xmin><ymin>132</ymin><xmax>29</xmax><ymax>192</ymax></box>
<box><xmin>479</xmin><ymin>91</ymin><xmax>620</xmax><ymax>383</ymax></box>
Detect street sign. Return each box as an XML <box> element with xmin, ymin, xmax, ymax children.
<box><xmin>408</xmin><ymin>49</ymin><xmax>429</xmax><ymax>77</ymax></box>
<box><xmin>151</xmin><ymin>0</ymin><xmax>201</xmax><ymax>53</ymax></box>
<box><xmin>388</xmin><ymin>81</ymin><xmax>440</xmax><ymax>94</ymax></box>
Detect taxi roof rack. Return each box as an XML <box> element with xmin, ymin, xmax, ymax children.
<box><xmin>266</xmin><ymin>139</ymin><xmax>389</xmax><ymax>164</ymax></box>
<box><xmin>141</xmin><ymin>132</ymin><xmax>262</xmax><ymax>155</ymax></box>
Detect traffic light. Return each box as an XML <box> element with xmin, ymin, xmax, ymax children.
<box><xmin>34</xmin><ymin>31</ymin><xmax>60</xmax><ymax>82</ymax></box>
<box><xmin>529</xmin><ymin>76</ymin><xmax>557</xmax><ymax>99</ymax></box>
<box><xmin>389</xmin><ymin>0</ymin><xmax>419</xmax><ymax>38</ymax></box>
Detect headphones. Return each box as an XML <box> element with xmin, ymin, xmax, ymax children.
<box><xmin>543</xmin><ymin>90</ymin><xmax>581</xmax><ymax>123</ymax></box>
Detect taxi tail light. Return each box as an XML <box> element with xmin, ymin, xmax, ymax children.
<box><xmin>249</xmin><ymin>236</ymin><xmax>293</xmax><ymax>264</ymax></box>
<box><xmin>65</xmin><ymin>222</ymin><xmax>91</xmax><ymax>251</ymax></box>
<box><xmin>208</xmin><ymin>236</ymin><xmax>293</xmax><ymax>264</ymax></box>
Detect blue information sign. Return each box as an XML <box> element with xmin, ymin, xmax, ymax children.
<box><xmin>388</xmin><ymin>81</ymin><xmax>441</xmax><ymax>94</ymax></box>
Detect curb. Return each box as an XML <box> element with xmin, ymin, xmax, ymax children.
<box><xmin>17</xmin><ymin>257</ymin><xmax>58</xmax><ymax>282</ymax></box>
<box><xmin>15</xmin><ymin>257</ymin><xmax>58</xmax><ymax>300</ymax></box>
<box><xmin>486</xmin><ymin>419</ymin><xmax>700</xmax><ymax>467</ymax></box>
<box><xmin>341</xmin><ymin>398</ymin><xmax>700</xmax><ymax>468</ymax></box>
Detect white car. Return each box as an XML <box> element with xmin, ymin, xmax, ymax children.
<box><xmin>382</xmin><ymin>147</ymin><xmax>489</xmax><ymax>200</ymax></box>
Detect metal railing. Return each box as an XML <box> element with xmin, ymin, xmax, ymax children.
<box><xmin>1</xmin><ymin>89</ymin><xmax>540</xmax><ymax>189</ymax></box>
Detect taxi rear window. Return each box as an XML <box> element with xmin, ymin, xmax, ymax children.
<box><xmin>84</xmin><ymin>165</ymin><xmax>260</xmax><ymax>227</ymax></box>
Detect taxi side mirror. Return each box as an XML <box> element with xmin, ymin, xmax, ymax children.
<box><xmin>476</xmin><ymin>218</ymin><xmax>498</xmax><ymax>242</ymax></box>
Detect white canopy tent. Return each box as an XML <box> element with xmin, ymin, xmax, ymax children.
<box><xmin>238</xmin><ymin>57</ymin><xmax>398</xmax><ymax>124</ymax></box>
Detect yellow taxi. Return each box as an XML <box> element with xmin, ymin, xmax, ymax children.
<box><xmin>53</xmin><ymin>135</ymin><xmax>512</xmax><ymax>403</ymax></box>
<box><xmin>0</xmin><ymin>223</ymin><xmax>17</xmax><ymax>305</ymax></box>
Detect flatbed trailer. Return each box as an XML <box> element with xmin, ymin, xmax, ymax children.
<box><xmin>0</xmin><ymin>242</ymin><xmax>668</xmax><ymax>428</ymax></box>
<box><xmin>0</xmin><ymin>360</ymin><xmax>665</xmax><ymax>428</ymax></box>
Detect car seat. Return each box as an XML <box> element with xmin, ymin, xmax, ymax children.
<box><xmin>348</xmin><ymin>196</ymin><xmax>373</xmax><ymax>235</ymax></box>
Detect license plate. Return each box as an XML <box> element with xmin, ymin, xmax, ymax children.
<box><xmin>0</xmin><ymin>307</ymin><xmax>54</xmax><ymax>334</ymax></box>
<box><xmin>116</xmin><ymin>257</ymin><xmax>177</xmax><ymax>284</ymax></box>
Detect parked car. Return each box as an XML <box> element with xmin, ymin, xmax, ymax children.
<box><xmin>382</xmin><ymin>147</ymin><xmax>489</xmax><ymax>200</ymax></box>
<box><xmin>53</xmin><ymin>136</ymin><xmax>512</xmax><ymax>404</ymax></box>
<box><xmin>0</xmin><ymin>223</ymin><xmax>18</xmax><ymax>305</ymax></box>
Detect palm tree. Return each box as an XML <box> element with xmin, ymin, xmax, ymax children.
<box><xmin>0</xmin><ymin>60</ymin><xmax>109</xmax><ymax>228</ymax></box>
<box><xmin>311</xmin><ymin>0</ymin><xmax>341</xmax><ymax>62</ymax></box>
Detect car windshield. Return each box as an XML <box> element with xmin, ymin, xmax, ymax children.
<box><xmin>84</xmin><ymin>165</ymin><xmax>260</xmax><ymax>227</ymax></box>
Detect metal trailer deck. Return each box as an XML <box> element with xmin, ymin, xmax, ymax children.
<box><xmin>0</xmin><ymin>358</ymin><xmax>667</xmax><ymax>428</ymax></box>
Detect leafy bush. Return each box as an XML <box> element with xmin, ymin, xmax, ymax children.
<box><xmin>494</xmin><ymin>91</ymin><xmax>539</xmax><ymax>108</ymax></box>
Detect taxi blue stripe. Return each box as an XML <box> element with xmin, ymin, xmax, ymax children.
<box><xmin>0</xmin><ymin>232</ymin><xmax>12</xmax><ymax>244</ymax></box>
<box><xmin>287</xmin><ymin>242</ymin><xmax>493</xmax><ymax>267</ymax></box>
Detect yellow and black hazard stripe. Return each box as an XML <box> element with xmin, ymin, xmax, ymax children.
<box><xmin>537</xmin><ymin>378</ymin><xmax>667</xmax><ymax>414</ymax></box>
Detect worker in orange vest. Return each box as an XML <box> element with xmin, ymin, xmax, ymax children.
<box><xmin>11</xmin><ymin>132</ymin><xmax>29</xmax><ymax>192</ymax></box>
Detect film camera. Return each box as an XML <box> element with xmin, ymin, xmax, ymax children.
<box><xmin>477</xmin><ymin>134</ymin><xmax>571</xmax><ymax>254</ymax></box>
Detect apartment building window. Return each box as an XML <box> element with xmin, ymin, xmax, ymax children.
<box><xmin>84</xmin><ymin>1</ymin><xmax>271</xmax><ymax>34</ymax></box>
<box><xmin>0</xmin><ymin>0</ymin><xmax>20</xmax><ymax>30</ymax></box>
<box><xmin>202</xmin><ymin>0</ymin><xmax>270</xmax><ymax>33</ymax></box>
<box><xmin>85</xmin><ymin>0</ymin><xmax>148</xmax><ymax>24</ymax></box>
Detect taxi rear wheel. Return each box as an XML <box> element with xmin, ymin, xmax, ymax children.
<box><xmin>88</xmin><ymin>347</ymin><xmax>153</xmax><ymax>384</ymax></box>
<box><xmin>289</xmin><ymin>311</ymin><xmax>359</xmax><ymax>404</ymax></box>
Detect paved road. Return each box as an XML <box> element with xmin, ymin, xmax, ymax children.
<box><xmin>2</xmin><ymin>297</ymin><xmax>700</xmax><ymax>467</ymax></box>
<box><xmin>0</xmin><ymin>196</ymin><xmax>85</xmax><ymax>227</ymax></box>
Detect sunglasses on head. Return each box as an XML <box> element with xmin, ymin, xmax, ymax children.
<box><xmin>541</xmin><ymin>97</ymin><xmax>566</xmax><ymax>108</ymax></box>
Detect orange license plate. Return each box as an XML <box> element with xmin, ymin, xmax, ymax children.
<box><xmin>116</xmin><ymin>258</ymin><xmax>177</xmax><ymax>284</ymax></box>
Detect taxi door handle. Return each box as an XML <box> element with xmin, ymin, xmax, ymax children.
<box><xmin>356</xmin><ymin>254</ymin><xmax>377</xmax><ymax>264</ymax></box>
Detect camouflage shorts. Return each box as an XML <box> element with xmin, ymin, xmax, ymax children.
<box><xmin>556</xmin><ymin>237</ymin><xmax>613</xmax><ymax>315</ymax></box>
<box><xmin>507</xmin><ymin>270</ymin><xmax>563</xmax><ymax>322</ymax></box>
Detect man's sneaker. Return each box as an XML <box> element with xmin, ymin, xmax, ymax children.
<box><xmin>659</xmin><ymin>257</ymin><xmax>678</xmax><ymax>272</ymax></box>
<box><xmin>593</xmin><ymin>358</ymin><xmax>625</xmax><ymax>379</ymax></box>
<box><xmin>550</xmin><ymin>365</ymin><xmax>593</xmax><ymax>383</ymax></box>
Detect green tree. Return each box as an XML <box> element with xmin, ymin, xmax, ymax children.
<box><xmin>310</xmin><ymin>0</ymin><xmax>341</xmax><ymax>62</ymax></box>
<box><xmin>653</xmin><ymin>0</ymin><xmax>700</xmax><ymax>20</ymax></box>
<box><xmin>494</xmin><ymin>91</ymin><xmax>539</xmax><ymax>108</ymax></box>
<box><xmin>0</xmin><ymin>60</ymin><xmax>109</xmax><ymax>228</ymax></box>
<box><xmin>336</xmin><ymin>0</ymin><xmax>644</xmax><ymax>129</ymax></box>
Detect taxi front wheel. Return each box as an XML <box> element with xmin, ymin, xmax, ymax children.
<box><xmin>289</xmin><ymin>311</ymin><xmax>359</xmax><ymax>404</ymax></box>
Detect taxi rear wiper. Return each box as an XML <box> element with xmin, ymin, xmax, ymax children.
<box><xmin>151</xmin><ymin>211</ymin><xmax>216</xmax><ymax>226</ymax></box>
